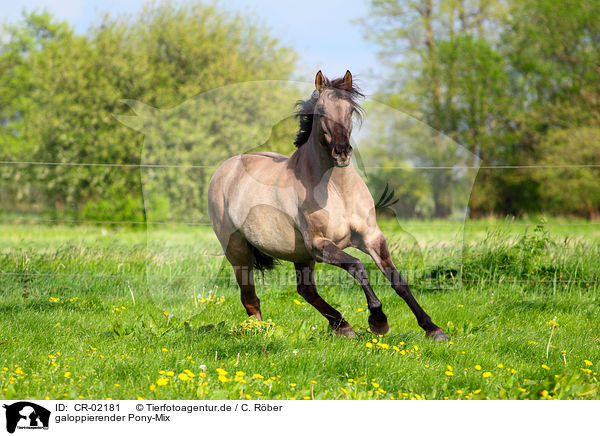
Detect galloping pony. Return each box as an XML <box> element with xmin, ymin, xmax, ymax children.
<box><xmin>208</xmin><ymin>71</ymin><xmax>448</xmax><ymax>340</ymax></box>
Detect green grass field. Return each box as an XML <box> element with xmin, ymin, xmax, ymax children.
<box><xmin>1</xmin><ymin>218</ymin><xmax>599</xmax><ymax>400</ymax></box>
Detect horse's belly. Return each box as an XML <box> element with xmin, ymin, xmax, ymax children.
<box><xmin>241</xmin><ymin>205</ymin><xmax>311</xmax><ymax>262</ymax></box>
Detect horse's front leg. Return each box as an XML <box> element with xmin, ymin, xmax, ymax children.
<box><xmin>310</xmin><ymin>237</ymin><xmax>389</xmax><ymax>335</ymax></box>
<box><xmin>362</xmin><ymin>232</ymin><xmax>449</xmax><ymax>341</ymax></box>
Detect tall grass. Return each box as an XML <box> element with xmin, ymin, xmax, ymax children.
<box><xmin>0</xmin><ymin>219</ymin><xmax>598</xmax><ymax>400</ymax></box>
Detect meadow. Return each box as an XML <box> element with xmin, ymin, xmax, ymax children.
<box><xmin>1</xmin><ymin>218</ymin><xmax>599</xmax><ymax>400</ymax></box>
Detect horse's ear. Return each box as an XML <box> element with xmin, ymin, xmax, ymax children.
<box><xmin>343</xmin><ymin>70</ymin><xmax>352</xmax><ymax>89</ymax></box>
<box><xmin>315</xmin><ymin>70</ymin><xmax>325</xmax><ymax>92</ymax></box>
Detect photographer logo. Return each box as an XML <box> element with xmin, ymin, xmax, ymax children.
<box><xmin>2</xmin><ymin>402</ymin><xmax>50</xmax><ymax>433</ymax></box>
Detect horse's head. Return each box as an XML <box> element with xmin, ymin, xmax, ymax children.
<box><xmin>313</xmin><ymin>70</ymin><xmax>363</xmax><ymax>167</ymax></box>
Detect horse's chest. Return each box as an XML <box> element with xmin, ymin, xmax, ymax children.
<box><xmin>311</xmin><ymin>202</ymin><xmax>354</xmax><ymax>247</ymax></box>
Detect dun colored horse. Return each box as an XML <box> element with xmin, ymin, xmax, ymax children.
<box><xmin>207</xmin><ymin>71</ymin><xmax>448</xmax><ymax>340</ymax></box>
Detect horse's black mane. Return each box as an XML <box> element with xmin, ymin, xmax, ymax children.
<box><xmin>294</xmin><ymin>75</ymin><xmax>364</xmax><ymax>148</ymax></box>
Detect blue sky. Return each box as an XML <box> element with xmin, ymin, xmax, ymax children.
<box><xmin>1</xmin><ymin>0</ymin><xmax>383</xmax><ymax>94</ymax></box>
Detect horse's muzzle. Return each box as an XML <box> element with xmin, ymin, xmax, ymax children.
<box><xmin>332</xmin><ymin>145</ymin><xmax>352</xmax><ymax>167</ymax></box>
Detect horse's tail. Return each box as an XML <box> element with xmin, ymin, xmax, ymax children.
<box><xmin>250</xmin><ymin>244</ymin><xmax>278</xmax><ymax>272</ymax></box>
<box><xmin>375</xmin><ymin>183</ymin><xmax>399</xmax><ymax>211</ymax></box>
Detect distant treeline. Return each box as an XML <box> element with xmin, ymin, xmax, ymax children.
<box><xmin>361</xmin><ymin>0</ymin><xmax>600</xmax><ymax>219</ymax></box>
<box><xmin>0</xmin><ymin>0</ymin><xmax>599</xmax><ymax>222</ymax></box>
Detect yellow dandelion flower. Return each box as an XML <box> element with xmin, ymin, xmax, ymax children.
<box><xmin>445</xmin><ymin>371</ymin><xmax>453</xmax><ymax>376</ymax></box>
<box><xmin>457</xmin><ymin>304</ymin><xmax>464</xmax><ymax>308</ymax></box>
<box><xmin>584</xmin><ymin>360</ymin><xmax>592</xmax><ymax>366</ymax></box>
<box><xmin>381</xmin><ymin>343</ymin><xmax>389</xmax><ymax>350</ymax></box>
<box><xmin>166</xmin><ymin>371</ymin><xmax>175</xmax><ymax>377</ymax></box>
<box><xmin>198</xmin><ymin>372</ymin><xmax>207</xmax><ymax>378</ymax></box>
<box><xmin>497</xmin><ymin>364</ymin><xmax>504</xmax><ymax>369</ymax></box>
<box><xmin>456</xmin><ymin>390</ymin><xmax>463</xmax><ymax>394</ymax></box>
<box><xmin>218</xmin><ymin>375</ymin><xmax>230</xmax><ymax>383</ymax></box>
<box><xmin>156</xmin><ymin>378</ymin><xmax>168</xmax><ymax>386</ymax></box>
<box><xmin>357</xmin><ymin>308</ymin><xmax>363</xmax><ymax>312</ymax></box>
<box><xmin>158</xmin><ymin>370</ymin><xmax>165</xmax><ymax>375</ymax></box>
<box><xmin>541</xmin><ymin>364</ymin><xmax>550</xmax><ymax>370</ymax></box>
<box><xmin>161</xmin><ymin>348</ymin><xmax>168</xmax><ymax>352</ymax></box>
<box><xmin>372</xmin><ymin>382</ymin><xmax>380</xmax><ymax>388</ymax></box>
<box><xmin>216</xmin><ymin>368</ymin><xmax>228</xmax><ymax>376</ymax></box>
<box><xmin>290</xmin><ymin>383</ymin><xmax>297</xmax><ymax>388</ymax></box>
<box><xmin>414</xmin><ymin>345</ymin><xmax>419</xmax><ymax>351</ymax></box>
<box><xmin>178</xmin><ymin>373</ymin><xmax>190</xmax><ymax>381</ymax></box>
<box><xmin>64</xmin><ymin>372</ymin><xmax>71</xmax><ymax>378</ymax></box>
<box><xmin>184</xmin><ymin>370</ymin><xmax>195</xmax><ymax>378</ymax></box>
<box><xmin>303</xmin><ymin>396</ymin><xmax>310</xmax><ymax>400</ymax></box>
<box><xmin>365</xmin><ymin>342</ymin><xmax>373</xmax><ymax>349</ymax></box>
<box><xmin>309</xmin><ymin>380</ymin><xmax>316</xmax><ymax>384</ymax></box>
<box><xmin>163</xmin><ymin>311</ymin><xmax>169</xmax><ymax>316</ymax></box>
<box><xmin>473</xmin><ymin>389</ymin><xmax>481</xmax><ymax>394</ymax></box>
<box><xmin>474</xmin><ymin>365</ymin><xmax>482</xmax><ymax>371</ymax></box>
<box><xmin>392</xmin><ymin>346</ymin><xmax>400</xmax><ymax>352</ymax></box>
<box><xmin>528</xmin><ymin>341</ymin><xmax>537</xmax><ymax>344</ymax></box>
<box><xmin>482</xmin><ymin>372</ymin><xmax>491</xmax><ymax>378</ymax></box>
<box><xmin>400</xmin><ymin>350</ymin><xmax>406</xmax><ymax>356</ymax></box>
<box><xmin>341</xmin><ymin>387</ymin><xmax>349</xmax><ymax>394</ymax></box>
<box><xmin>114</xmin><ymin>384</ymin><xmax>120</xmax><ymax>388</ymax></box>
<box><xmin>150</xmin><ymin>384</ymin><xmax>156</xmax><ymax>391</ymax></box>
<box><xmin>447</xmin><ymin>364</ymin><xmax>453</xmax><ymax>372</ymax></box>
<box><xmin>235</xmin><ymin>371</ymin><xmax>245</xmax><ymax>376</ymax></box>
<box><xmin>253</xmin><ymin>373</ymin><xmax>264</xmax><ymax>379</ymax></box>
<box><xmin>293</xmin><ymin>299</ymin><xmax>302</xmax><ymax>305</ymax></box>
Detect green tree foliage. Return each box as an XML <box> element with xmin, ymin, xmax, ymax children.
<box><xmin>0</xmin><ymin>2</ymin><xmax>295</xmax><ymax>221</ymax></box>
<box><xmin>362</xmin><ymin>0</ymin><xmax>600</xmax><ymax>218</ymax></box>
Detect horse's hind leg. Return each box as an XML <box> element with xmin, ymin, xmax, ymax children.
<box><xmin>224</xmin><ymin>233</ymin><xmax>262</xmax><ymax>321</ymax></box>
<box><xmin>233</xmin><ymin>265</ymin><xmax>262</xmax><ymax>321</ymax></box>
<box><xmin>295</xmin><ymin>261</ymin><xmax>356</xmax><ymax>338</ymax></box>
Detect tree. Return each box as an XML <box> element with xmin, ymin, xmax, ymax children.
<box><xmin>0</xmin><ymin>2</ymin><xmax>296</xmax><ymax>221</ymax></box>
<box><xmin>362</xmin><ymin>0</ymin><xmax>600</xmax><ymax>218</ymax></box>
<box><xmin>360</xmin><ymin>0</ymin><xmax>507</xmax><ymax>217</ymax></box>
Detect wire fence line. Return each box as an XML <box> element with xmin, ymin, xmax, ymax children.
<box><xmin>0</xmin><ymin>271</ymin><xmax>597</xmax><ymax>284</ymax></box>
<box><xmin>1</xmin><ymin>216</ymin><xmax>600</xmax><ymax>227</ymax></box>
<box><xmin>0</xmin><ymin>217</ymin><xmax>600</xmax><ymax>230</ymax></box>
<box><xmin>0</xmin><ymin>217</ymin><xmax>210</xmax><ymax>226</ymax></box>
<box><xmin>2</xmin><ymin>160</ymin><xmax>600</xmax><ymax>170</ymax></box>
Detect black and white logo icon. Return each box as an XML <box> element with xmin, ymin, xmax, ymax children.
<box><xmin>3</xmin><ymin>402</ymin><xmax>50</xmax><ymax>434</ymax></box>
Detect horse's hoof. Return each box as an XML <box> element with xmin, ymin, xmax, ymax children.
<box><xmin>426</xmin><ymin>328</ymin><xmax>450</xmax><ymax>341</ymax></box>
<box><xmin>368</xmin><ymin>314</ymin><xmax>390</xmax><ymax>336</ymax></box>
<box><xmin>336</xmin><ymin>326</ymin><xmax>358</xmax><ymax>338</ymax></box>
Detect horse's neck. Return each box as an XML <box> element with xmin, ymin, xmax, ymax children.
<box><xmin>292</xmin><ymin>137</ymin><xmax>355</xmax><ymax>189</ymax></box>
